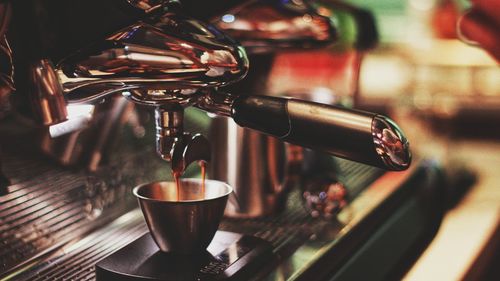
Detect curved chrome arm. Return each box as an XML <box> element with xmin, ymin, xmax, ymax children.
<box><xmin>58</xmin><ymin>11</ymin><xmax>248</xmax><ymax>105</ymax></box>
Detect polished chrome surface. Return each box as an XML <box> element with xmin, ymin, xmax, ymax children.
<box><xmin>209</xmin><ymin>116</ymin><xmax>294</xmax><ymax>218</ymax></box>
<box><xmin>155</xmin><ymin>104</ymin><xmax>185</xmax><ymax>161</ymax></box>
<box><xmin>123</xmin><ymin>88</ymin><xmax>201</xmax><ymax>107</ymax></box>
<box><xmin>372</xmin><ymin>115</ymin><xmax>412</xmax><ymax>171</ymax></box>
<box><xmin>283</xmin><ymin>99</ymin><xmax>411</xmax><ymax>170</ymax></box>
<box><xmin>58</xmin><ymin>11</ymin><xmax>248</xmax><ymax>105</ymax></box>
<box><xmin>29</xmin><ymin>59</ymin><xmax>68</xmax><ymax>126</ymax></box>
<box><xmin>213</xmin><ymin>0</ymin><xmax>337</xmax><ymax>53</ymax></box>
<box><xmin>133</xmin><ymin>179</ymin><xmax>231</xmax><ymax>253</ymax></box>
<box><xmin>195</xmin><ymin>89</ymin><xmax>235</xmax><ymax>117</ymax></box>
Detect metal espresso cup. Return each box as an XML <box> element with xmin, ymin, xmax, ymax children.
<box><xmin>133</xmin><ymin>179</ymin><xmax>232</xmax><ymax>254</ymax></box>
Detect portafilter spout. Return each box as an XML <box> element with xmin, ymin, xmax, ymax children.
<box><xmin>197</xmin><ymin>90</ymin><xmax>411</xmax><ymax>171</ymax></box>
<box><xmin>154</xmin><ymin>104</ymin><xmax>211</xmax><ymax>173</ymax></box>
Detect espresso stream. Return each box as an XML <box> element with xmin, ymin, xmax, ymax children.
<box><xmin>173</xmin><ymin>161</ymin><xmax>207</xmax><ymax>201</ymax></box>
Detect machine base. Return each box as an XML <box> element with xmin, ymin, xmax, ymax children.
<box><xmin>95</xmin><ymin>231</ymin><xmax>274</xmax><ymax>281</ymax></box>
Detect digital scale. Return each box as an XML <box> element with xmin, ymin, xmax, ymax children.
<box><xmin>96</xmin><ymin>231</ymin><xmax>275</xmax><ymax>281</ymax></box>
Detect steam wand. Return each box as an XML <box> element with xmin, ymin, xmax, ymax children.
<box><xmin>197</xmin><ymin>89</ymin><xmax>411</xmax><ymax>171</ymax></box>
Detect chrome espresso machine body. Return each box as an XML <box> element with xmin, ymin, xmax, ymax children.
<box><xmin>0</xmin><ymin>1</ymin><xmax>444</xmax><ymax>280</ymax></box>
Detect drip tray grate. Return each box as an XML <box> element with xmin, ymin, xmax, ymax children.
<box><xmin>5</xmin><ymin>160</ymin><xmax>383</xmax><ymax>281</ymax></box>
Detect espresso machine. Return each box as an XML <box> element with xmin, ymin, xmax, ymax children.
<box><xmin>0</xmin><ymin>1</ymin><xmax>444</xmax><ymax>280</ymax></box>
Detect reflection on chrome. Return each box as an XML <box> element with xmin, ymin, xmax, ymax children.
<box><xmin>58</xmin><ymin>12</ymin><xmax>248</xmax><ymax>105</ymax></box>
<box><xmin>372</xmin><ymin>115</ymin><xmax>412</xmax><ymax>171</ymax></box>
<box><xmin>214</xmin><ymin>0</ymin><xmax>337</xmax><ymax>53</ymax></box>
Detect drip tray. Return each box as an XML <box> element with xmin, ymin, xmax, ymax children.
<box><xmin>96</xmin><ymin>231</ymin><xmax>274</xmax><ymax>281</ymax></box>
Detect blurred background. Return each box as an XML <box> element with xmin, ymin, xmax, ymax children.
<box><xmin>264</xmin><ymin>0</ymin><xmax>500</xmax><ymax>279</ymax></box>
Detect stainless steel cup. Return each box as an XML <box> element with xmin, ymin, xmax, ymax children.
<box><xmin>133</xmin><ymin>179</ymin><xmax>232</xmax><ymax>254</ymax></box>
<box><xmin>209</xmin><ymin>116</ymin><xmax>299</xmax><ymax>218</ymax></box>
